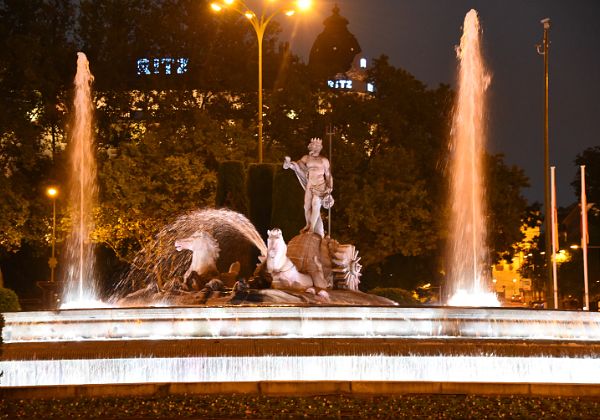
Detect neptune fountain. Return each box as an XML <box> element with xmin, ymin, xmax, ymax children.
<box><xmin>1</xmin><ymin>10</ymin><xmax>600</xmax><ymax>391</ymax></box>
<box><xmin>115</xmin><ymin>134</ymin><xmax>373</xmax><ymax>306</ymax></box>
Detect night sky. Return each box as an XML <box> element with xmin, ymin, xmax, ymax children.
<box><xmin>279</xmin><ymin>0</ymin><xmax>600</xmax><ymax>207</ymax></box>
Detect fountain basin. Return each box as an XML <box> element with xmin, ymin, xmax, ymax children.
<box><xmin>3</xmin><ymin>306</ymin><xmax>600</xmax><ymax>343</ymax></box>
<box><xmin>2</xmin><ymin>306</ymin><xmax>600</xmax><ymax>388</ymax></box>
<box><xmin>3</xmin><ymin>354</ymin><xmax>600</xmax><ymax>388</ymax></box>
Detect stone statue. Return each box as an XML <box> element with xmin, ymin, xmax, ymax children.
<box><xmin>283</xmin><ymin>137</ymin><xmax>333</xmax><ymax>237</ymax></box>
<box><xmin>266</xmin><ymin>229</ymin><xmax>326</xmax><ymax>294</ymax></box>
<box><xmin>174</xmin><ymin>230</ymin><xmax>220</xmax><ymax>290</ymax></box>
<box><xmin>262</xmin><ymin>228</ymin><xmax>361</xmax><ymax>294</ymax></box>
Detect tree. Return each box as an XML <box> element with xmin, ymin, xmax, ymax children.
<box><xmin>556</xmin><ymin>146</ymin><xmax>600</xmax><ymax>306</ymax></box>
<box><xmin>0</xmin><ymin>2</ymin><xmax>534</xmax><ymax>296</ymax></box>
<box><xmin>325</xmin><ymin>56</ymin><xmax>453</xmax><ymax>266</ymax></box>
<box><xmin>95</xmin><ymin>111</ymin><xmax>255</xmax><ymax>263</ymax></box>
<box><xmin>486</xmin><ymin>154</ymin><xmax>530</xmax><ymax>262</ymax></box>
<box><xmin>572</xmin><ymin>146</ymin><xmax>600</xmax><ymax>205</ymax></box>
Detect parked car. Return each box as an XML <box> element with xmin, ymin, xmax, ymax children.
<box><xmin>530</xmin><ymin>300</ymin><xmax>546</xmax><ymax>309</ymax></box>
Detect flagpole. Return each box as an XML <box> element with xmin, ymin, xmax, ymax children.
<box><xmin>550</xmin><ymin>166</ymin><xmax>559</xmax><ymax>309</ymax></box>
<box><xmin>581</xmin><ymin>165</ymin><xmax>590</xmax><ymax>311</ymax></box>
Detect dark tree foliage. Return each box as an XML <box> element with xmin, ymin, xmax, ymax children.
<box><xmin>516</xmin><ymin>203</ymin><xmax>545</xmax><ymax>292</ymax></box>
<box><xmin>95</xmin><ymin>111</ymin><xmax>255</xmax><ymax>263</ymax></box>
<box><xmin>555</xmin><ymin>147</ymin><xmax>600</xmax><ymax>305</ymax></box>
<box><xmin>216</xmin><ymin>160</ymin><xmax>248</xmax><ymax>214</ymax></box>
<box><xmin>271</xmin><ymin>167</ymin><xmax>305</xmax><ymax>242</ymax></box>
<box><xmin>0</xmin><ymin>1</ymin><xmax>532</xmax><ymax>295</ymax></box>
<box><xmin>485</xmin><ymin>154</ymin><xmax>530</xmax><ymax>262</ymax></box>
<box><xmin>247</xmin><ymin>163</ymin><xmax>275</xmax><ymax>241</ymax></box>
<box><xmin>0</xmin><ymin>0</ymin><xmax>74</xmax><ymax>272</ymax></box>
<box><xmin>327</xmin><ymin>56</ymin><xmax>453</xmax><ymax>266</ymax></box>
<box><xmin>572</xmin><ymin>146</ymin><xmax>600</xmax><ymax>204</ymax></box>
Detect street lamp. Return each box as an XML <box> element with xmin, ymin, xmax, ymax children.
<box><xmin>536</xmin><ymin>17</ymin><xmax>552</xmax><ymax>308</ymax></box>
<box><xmin>46</xmin><ymin>186</ymin><xmax>59</xmax><ymax>283</ymax></box>
<box><xmin>210</xmin><ymin>0</ymin><xmax>312</xmax><ymax>163</ymax></box>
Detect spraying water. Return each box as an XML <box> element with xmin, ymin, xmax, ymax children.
<box><xmin>113</xmin><ymin>208</ymin><xmax>267</xmax><ymax>300</ymax></box>
<box><xmin>447</xmin><ymin>10</ymin><xmax>499</xmax><ymax>307</ymax></box>
<box><xmin>61</xmin><ymin>52</ymin><xmax>104</xmax><ymax>308</ymax></box>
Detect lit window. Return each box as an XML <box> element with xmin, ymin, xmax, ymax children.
<box><xmin>359</xmin><ymin>58</ymin><xmax>367</xmax><ymax>68</ymax></box>
<box><xmin>366</xmin><ymin>83</ymin><xmax>374</xmax><ymax>93</ymax></box>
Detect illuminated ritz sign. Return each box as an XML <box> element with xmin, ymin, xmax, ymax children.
<box><xmin>137</xmin><ymin>58</ymin><xmax>189</xmax><ymax>76</ymax></box>
<box><xmin>327</xmin><ymin>79</ymin><xmax>375</xmax><ymax>93</ymax></box>
<box><xmin>328</xmin><ymin>79</ymin><xmax>353</xmax><ymax>89</ymax></box>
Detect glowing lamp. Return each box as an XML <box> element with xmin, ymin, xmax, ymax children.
<box><xmin>245</xmin><ymin>11</ymin><xmax>254</xmax><ymax>19</ymax></box>
<box><xmin>224</xmin><ymin>0</ymin><xmax>234</xmax><ymax>4</ymax></box>
<box><xmin>210</xmin><ymin>3</ymin><xmax>222</xmax><ymax>12</ymax></box>
<box><xmin>296</xmin><ymin>0</ymin><xmax>311</xmax><ymax>11</ymax></box>
<box><xmin>46</xmin><ymin>187</ymin><xmax>58</xmax><ymax>198</ymax></box>
<box><xmin>285</xmin><ymin>10</ymin><xmax>295</xmax><ymax>16</ymax></box>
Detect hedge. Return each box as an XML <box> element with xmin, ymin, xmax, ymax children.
<box><xmin>215</xmin><ymin>160</ymin><xmax>248</xmax><ymax>215</ymax></box>
<box><xmin>246</xmin><ymin>163</ymin><xmax>275</xmax><ymax>241</ymax></box>
<box><xmin>0</xmin><ymin>287</ymin><xmax>20</xmax><ymax>312</ymax></box>
<box><xmin>271</xmin><ymin>166</ymin><xmax>306</xmax><ymax>241</ymax></box>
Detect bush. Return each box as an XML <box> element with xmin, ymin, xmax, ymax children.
<box><xmin>215</xmin><ymin>160</ymin><xmax>248</xmax><ymax>215</ymax></box>
<box><xmin>247</xmin><ymin>163</ymin><xmax>275</xmax><ymax>241</ymax></box>
<box><xmin>271</xmin><ymin>167</ymin><xmax>305</xmax><ymax>241</ymax></box>
<box><xmin>369</xmin><ymin>287</ymin><xmax>421</xmax><ymax>306</ymax></box>
<box><xmin>0</xmin><ymin>287</ymin><xmax>20</xmax><ymax>312</ymax></box>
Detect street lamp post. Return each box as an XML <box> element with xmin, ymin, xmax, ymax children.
<box><xmin>46</xmin><ymin>186</ymin><xmax>58</xmax><ymax>283</ymax></box>
<box><xmin>211</xmin><ymin>0</ymin><xmax>312</xmax><ymax>163</ymax></box>
<box><xmin>536</xmin><ymin>18</ymin><xmax>552</xmax><ymax>308</ymax></box>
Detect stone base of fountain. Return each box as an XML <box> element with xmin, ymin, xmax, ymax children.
<box><xmin>118</xmin><ymin>287</ymin><xmax>396</xmax><ymax>307</ymax></box>
<box><xmin>2</xmin><ymin>306</ymin><xmax>600</xmax><ymax>389</ymax></box>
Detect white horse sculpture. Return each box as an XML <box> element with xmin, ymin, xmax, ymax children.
<box><xmin>266</xmin><ymin>229</ymin><xmax>329</xmax><ymax>299</ymax></box>
<box><xmin>175</xmin><ymin>230</ymin><xmax>220</xmax><ymax>287</ymax></box>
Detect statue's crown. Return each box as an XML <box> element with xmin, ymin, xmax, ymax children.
<box><xmin>309</xmin><ymin>137</ymin><xmax>322</xmax><ymax>147</ymax></box>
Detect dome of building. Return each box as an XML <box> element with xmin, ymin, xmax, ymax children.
<box><xmin>308</xmin><ymin>5</ymin><xmax>361</xmax><ymax>79</ymax></box>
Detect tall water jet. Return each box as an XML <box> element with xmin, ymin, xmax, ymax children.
<box><xmin>446</xmin><ymin>10</ymin><xmax>499</xmax><ymax>307</ymax></box>
<box><xmin>61</xmin><ymin>52</ymin><xmax>102</xmax><ymax>307</ymax></box>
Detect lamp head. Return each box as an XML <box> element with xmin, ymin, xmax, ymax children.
<box><xmin>541</xmin><ymin>17</ymin><xmax>551</xmax><ymax>29</ymax></box>
<box><xmin>46</xmin><ymin>187</ymin><xmax>58</xmax><ymax>198</ymax></box>
<box><xmin>296</xmin><ymin>0</ymin><xmax>312</xmax><ymax>12</ymax></box>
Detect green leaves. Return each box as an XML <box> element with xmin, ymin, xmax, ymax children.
<box><xmin>95</xmin><ymin>113</ymin><xmax>234</xmax><ymax>263</ymax></box>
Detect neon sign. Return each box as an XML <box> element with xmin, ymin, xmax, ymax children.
<box><xmin>137</xmin><ymin>58</ymin><xmax>188</xmax><ymax>76</ymax></box>
<box><xmin>327</xmin><ymin>79</ymin><xmax>353</xmax><ymax>89</ymax></box>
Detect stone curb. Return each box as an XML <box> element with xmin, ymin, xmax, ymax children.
<box><xmin>3</xmin><ymin>381</ymin><xmax>600</xmax><ymax>399</ymax></box>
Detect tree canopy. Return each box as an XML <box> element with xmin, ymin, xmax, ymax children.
<box><xmin>0</xmin><ymin>0</ymin><xmax>533</xmax><ymax>296</ymax></box>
